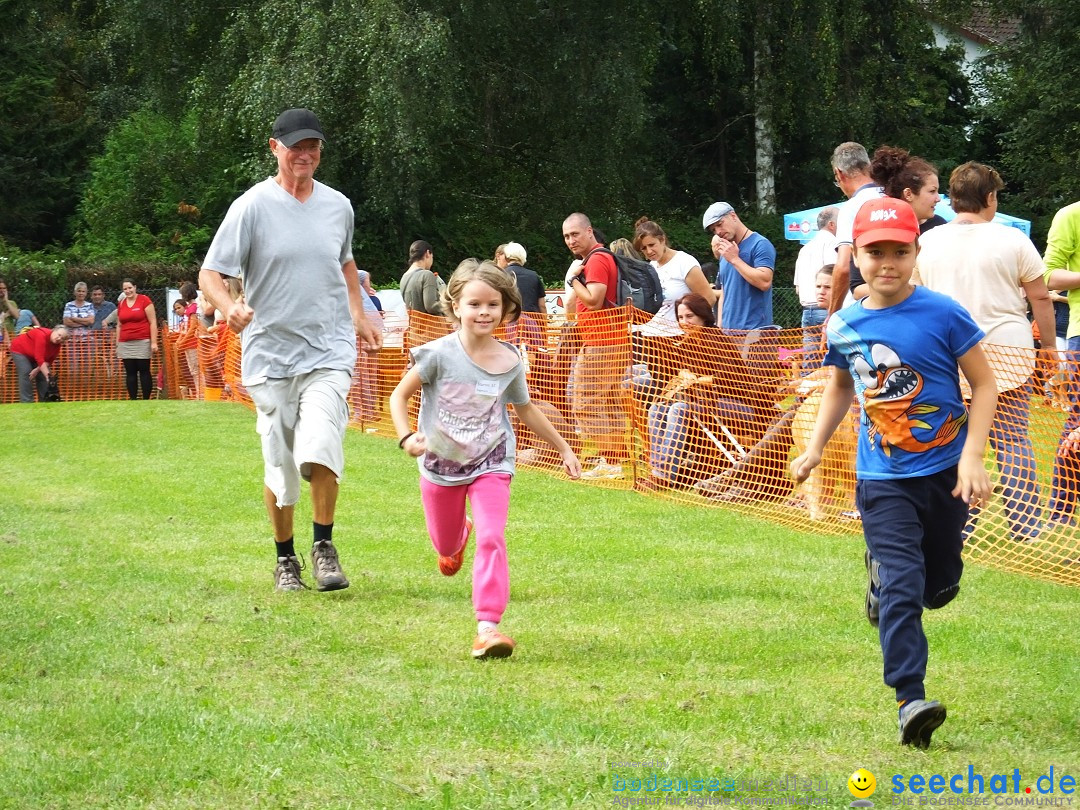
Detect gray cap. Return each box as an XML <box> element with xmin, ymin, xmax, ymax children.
<box><xmin>702</xmin><ymin>201</ymin><xmax>734</xmax><ymax>231</ymax></box>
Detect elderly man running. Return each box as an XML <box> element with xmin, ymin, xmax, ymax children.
<box><xmin>199</xmin><ymin>108</ymin><xmax>381</xmax><ymax>593</ymax></box>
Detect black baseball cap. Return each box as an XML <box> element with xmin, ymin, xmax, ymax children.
<box><xmin>272</xmin><ymin>108</ymin><xmax>327</xmax><ymax>147</ymax></box>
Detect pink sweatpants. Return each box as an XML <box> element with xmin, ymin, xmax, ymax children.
<box><xmin>419</xmin><ymin>473</ymin><xmax>512</xmax><ymax>623</ymax></box>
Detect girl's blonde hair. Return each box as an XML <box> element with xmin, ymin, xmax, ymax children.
<box><xmin>609</xmin><ymin>237</ymin><xmax>644</xmax><ymax>260</ymax></box>
<box><xmin>441</xmin><ymin>258</ymin><xmax>522</xmax><ymax>324</ymax></box>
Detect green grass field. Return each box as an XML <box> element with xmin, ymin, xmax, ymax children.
<box><xmin>2</xmin><ymin>401</ymin><xmax>1078</xmax><ymax>809</ymax></box>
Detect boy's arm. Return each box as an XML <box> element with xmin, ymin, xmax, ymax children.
<box><xmin>954</xmin><ymin>344</ymin><xmax>997</xmax><ymax>504</ymax></box>
<box><xmin>389</xmin><ymin>367</ymin><xmax>427</xmax><ymax>457</ymax></box>
<box><xmin>512</xmin><ymin>401</ymin><xmax>581</xmax><ymax>479</ymax></box>
<box><xmin>790</xmin><ymin>366</ymin><xmax>856</xmax><ymax>483</ymax></box>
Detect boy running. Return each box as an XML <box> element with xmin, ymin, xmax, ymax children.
<box><xmin>791</xmin><ymin>197</ymin><xmax>996</xmax><ymax>748</ymax></box>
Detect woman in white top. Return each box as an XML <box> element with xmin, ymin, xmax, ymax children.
<box><xmin>633</xmin><ymin>217</ymin><xmax>716</xmax><ymax>320</ymax></box>
<box><xmin>915</xmin><ymin>161</ymin><xmax>1056</xmax><ymax>542</ymax></box>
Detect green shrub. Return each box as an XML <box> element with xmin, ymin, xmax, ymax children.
<box><xmin>72</xmin><ymin>108</ymin><xmax>220</xmax><ymax>266</ymax></box>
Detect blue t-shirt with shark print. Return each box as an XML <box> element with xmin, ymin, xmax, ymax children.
<box><xmin>824</xmin><ymin>285</ymin><xmax>984</xmax><ymax>480</ymax></box>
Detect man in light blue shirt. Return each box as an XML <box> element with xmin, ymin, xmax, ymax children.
<box><xmin>702</xmin><ymin>201</ymin><xmax>776</xmax><ymax>330</ymax></box>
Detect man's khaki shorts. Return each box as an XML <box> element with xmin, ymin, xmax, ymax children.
<box><xmin>248</xmin><ymin>368</ymin><xmax>351</xmax><ymax>507</ymax></box>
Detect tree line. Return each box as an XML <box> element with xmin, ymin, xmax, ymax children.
<box><xmin>2</xmin><ymin>0</ymin><xmax>1076</xmax><ymax>291</ymax></box>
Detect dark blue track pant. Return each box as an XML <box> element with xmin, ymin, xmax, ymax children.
<box><xmin>856</xmin><ymin>466</ymin><xmax>968</xmax><ymax>703</ymax></box>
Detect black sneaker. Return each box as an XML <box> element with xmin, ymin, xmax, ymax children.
<box><xmin>274</xmin><ymin>555</ymin><xmax>308</xmax><ymax>592</ymax></box>
<box><xmin>865</xmin><ymin>548</ymin><xmax>880</xmax><ymax>627</ymax></box>
<box><xmin>899</xmin><ymin>699</ymin><xmax>947</xmax><ymax>748</ymax></box>
<box><xmin>311</xmin><ymin>540</ymin><xmax>349</xmax><ymax>591</ymax></box>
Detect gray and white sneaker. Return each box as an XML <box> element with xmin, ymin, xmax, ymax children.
<box><xmin>312</xmin><ymin>540</ymin><xmax>350</xmax><ymax>591</ymax></box>
<box><xmin>899</xmin><ymin>699</ymin><xmax>946</xmax><ymax>748</ymax></box>
<box><xmin>274</xmin><ymin>555</ymin><xmax>308</xmax><ymax>592</ymax></box>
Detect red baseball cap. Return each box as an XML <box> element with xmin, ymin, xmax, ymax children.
<box><xmin>852</xmin><ymin>197</ymin><xmax>920</xmax><ymax>247</ymax></box>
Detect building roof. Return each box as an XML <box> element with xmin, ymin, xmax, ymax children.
<box><xmin>960</xmin><ymin>6</ymin><xmax>1022</xmax><ymax>45</ymax></box>
<box><xmin>929</xmin><ymin>3</ymin><xmax>1021</xmax><ymax>46</ymax></box>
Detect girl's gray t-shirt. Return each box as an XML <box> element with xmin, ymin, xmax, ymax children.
<box><xmin>411</xmin><ymin>332</ymin><xmax>530</xmax><ymax>485</ymax></box>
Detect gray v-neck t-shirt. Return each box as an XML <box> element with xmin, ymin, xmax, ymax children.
<box><xmin>203</xmin><ymin>177</ymin><xmax>357</xmax><ymax>385</ymax></box>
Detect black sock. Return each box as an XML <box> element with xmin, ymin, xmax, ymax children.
<box><xmin>276</xmin><ymin>538</ymin><xmax>295</xmax><ymax>559</ymax></box>
<box><xmin>313</xmin><ymin>522</ymin><xmax>333</xmax><ymax>546</ymax></box>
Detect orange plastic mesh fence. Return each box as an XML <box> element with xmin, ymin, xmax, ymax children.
<box><xmin>0</xmin><ymin>330</ymin><xmax>163</xmax><ymax>402</ymax></box>
<box><xmin>7</xmin><ymin>311</ymin><xmax>1078</xmax><ymax>588</ymax></box>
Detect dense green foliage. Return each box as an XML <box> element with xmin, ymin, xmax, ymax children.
<box><xmin>974</xmin><ymin>0</ymin><xmax>1080</xmax><ymax>236</ymax></box>
<box><xmin>74</xmin><ymin>109</ymin><xmax>219</xmax><ymax>263</ymax></box>
<box><xmin>2</xmin><ymin>1</ymin><xmax>1078</xmax><ymax>290</ymax></box>
<box><xmin>0</xmin><ymin>1</ymin><xmax>92</xmax><ymax>248</ymax></box>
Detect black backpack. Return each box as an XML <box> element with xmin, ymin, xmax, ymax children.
<box><xmin>586</xmin><ymin>247</ymin><xmax>664</xmax><ymax>314</ymax></box>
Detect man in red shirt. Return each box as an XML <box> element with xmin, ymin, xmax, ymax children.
<box><xmin>562</xmin><ymin>212</ymin><xmax>630</xmax><ymax>478</ymax></box>
<box><xmin>11</xmin><ymin>325</ymin><xmax>70</xmax><ymax>402</ymax></box>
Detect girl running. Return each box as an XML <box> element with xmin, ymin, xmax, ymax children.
<box><xmin>390</xmin><ymin>259</ymin><xmax>581</xmax><ymax>659</ymax></box>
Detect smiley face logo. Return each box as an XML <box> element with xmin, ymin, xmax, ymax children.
<box><xmin>848</xmin><ymin>768</ymin><xmax>877</xmax><ymax>799</ymax></box>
